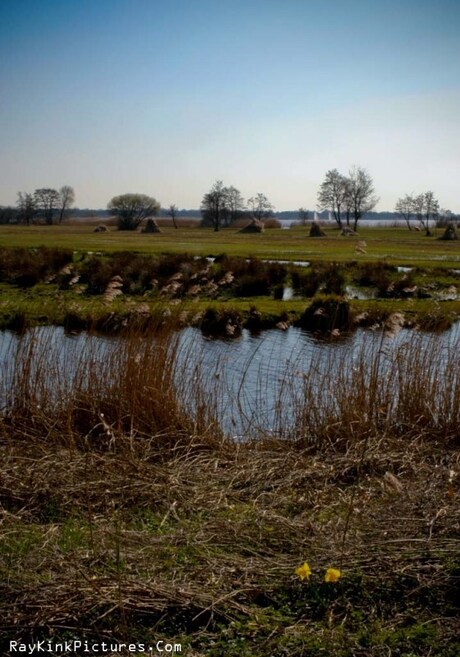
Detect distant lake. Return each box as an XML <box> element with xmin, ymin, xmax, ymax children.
<box><xmin>280</xmin><ymin>219</ymin><xmax>414</xmax><ymax>228</ymax></box>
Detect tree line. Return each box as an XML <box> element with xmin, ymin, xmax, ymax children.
<box><xmin>0</xmin><ymin>186</ymin><xmax>75</xmax><ymax>225</ymax></box>
<box><xmin>1</xmin><ymin>172</ymin><xmax>454</xmax><ymax>233</ymax></box>
<box><xmin>104</xmin><ymin>183</ymin><xmax>275</xmax><ymax>231</ymax></box>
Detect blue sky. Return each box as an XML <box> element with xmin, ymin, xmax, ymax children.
<box><xmin>0</xmin><ymin>0</ymin><xmax>459</xmax><ymax>211</ymax></box>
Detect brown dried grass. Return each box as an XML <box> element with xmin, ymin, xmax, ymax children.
<box><xmin>1</xmin><ymin>433</ymin><xmax>458</xmax><ymax>647</ymax></box>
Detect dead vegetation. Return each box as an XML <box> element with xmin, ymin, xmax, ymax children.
<box><xmin>1</xmin><ymin>433</ymin><xmax>459</xmax><ymax>655</ymax></box>
<box><xmin>0</xmin><ymin>326</ymin><xmax>459</xmax><ymax>654</ymax></box>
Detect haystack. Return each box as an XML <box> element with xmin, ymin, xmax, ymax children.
<box><xmin>239</xmin><ymin>219</ymin><xmax>264</xmax><ymax>233</ymax></box>
<box><xmin>142</xmin><ymin>219</ymin><xmax>161</xmax><ymax>233</ymax></box>
<box><xmin>309</xmin><ymin>222</ymin><xmax>326</xmax><ymax>237</ymax></box>
<box><xmin>439</xmin><ymin>223</ymin><xmax>458</xmax><ymax>240</ymax></box>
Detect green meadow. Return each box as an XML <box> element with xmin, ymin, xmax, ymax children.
<box><xmin>0</xmin><ymin>222</ymin><xmax>459</xmax><ymax>266</ymax></box>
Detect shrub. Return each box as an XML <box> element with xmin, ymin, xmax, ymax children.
<box><xmin>298</xmin><ymin>296</ymin><xmax>351</xmax><ymax>332</ymax></box>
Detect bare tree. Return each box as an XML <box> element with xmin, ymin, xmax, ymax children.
<box><xmin>343</xmin><ymin>178</ymin><xmax>354</xmax><ymax>227</ymax></box>
<box><xmin>395</xmin><ymin>194</ymin><xmax>416</xmax><ymax>230</ymax></box>
<box><xmin>317</xmin><ymin>169</ymin><xmax>348</xmax><ymax>229</ymax></box>
<box><xmin>226</xmin><ymin>186</ymin><xmax>245</xmax><ymax>226</ymax></box>
<box><xmin>108</xmin><ymin>193</ymin><xmax>160</xmax><ymax>231</ymax></box>
<box><xmin>247</xmin><ymin>193</ymin><xmax>274</xmax><ymax>221</ymax></box>
<box><xmin>415</xmin><ymin>191</ymin><xmax>439</xmax><ymax>236</ymax></box>
<box><xmin>33</xmin><ymin>188</ymin><xmax>59</xmax><ymax>225</ymax></box>
<box><xmin>167</xmin><ymin>204</ymin><xmax>179</xmax><ymax>229</ymax></box>
<box><xmin>17</xmin><ymin>192</ymin><xmax>37</xmax><ymax>226</ymax></box>
<box><xmin>58</xmin><ymin>185</ymin><xmax>75</xmax><ymax>223</ymax></box>
<box><xmin>347</xmin><ymin>166</ymin><xmax>378</xmax><ymax>231</ymax></box>
<box><xmin>298</xmin><ymin>207</ymin><xmax>309</xmax><ymax>225</ymax></box>
<box><xmin>200</xmin><ymin>181</ymin><xmax>229</xmax><ymax>232</ymax></box>
<box><xmin>200</xmin><ymin>182</ymin><xmax>245</xmax><ymax>230</ymax></box>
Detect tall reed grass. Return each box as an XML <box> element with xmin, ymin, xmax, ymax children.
<box><xmin>270</xmin><ymin>331</ymin><xmax>460</xmax><ymax>448</ymax></box>
<box><xmin>1</xmin><ymin>325</ymin><xmax>459</xmax><ymax>451</ymax></box>
<box><xmin>0</xmin><ymin>327</ymin><xmax>222</xmax><ymax>449</ymax></box>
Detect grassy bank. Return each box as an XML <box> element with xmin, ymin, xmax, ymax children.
<box><xmin>0</xmin><ymin>247</ymin><xmax>459</xmax><ymax>335</ymax></box>
<box><xmin>0</xmin><ymin>328</ymin><xmax>459</xmax><ymax>655</ymax></box>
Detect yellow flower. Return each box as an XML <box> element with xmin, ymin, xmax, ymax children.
<box><xmin>324</xmin><ymin>567</ymin><xmax>341</xmax><ymax>583</ymax></box>
<box><xmin>295</xmin><ymin>562</ymin><xmax>312</xmax><ymax>581</ymax></box>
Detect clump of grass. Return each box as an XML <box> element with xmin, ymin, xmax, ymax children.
<box><xmin>298</xmin><ymin>295</ymin><xmax>351</xmax><ymax>333</ymax></box>
<box><xmin>353</xmin><ymin>261</ymin><xmax>394</xmax><ymax>288</ymax></box>
<box><xmin>0</xmin><ymin>310</ymin><xmax>29</xmax><ymax>333</ymax></box>
<box><xmin>291</xmin><ymin>262</ymin><xmax>346</xmax><ymax>297</ymax></box>
<box><xmin>214</xmin><ymin>256</ymin><xmax>287</xmax><ymax>298</ymax></box>
<box><xmin>415</xmin><ymin>305</ymin><xmax>457</xmax><ymax>331</ymax></box>
<box><xmin>79</xmin><ymin>251</ymin><xmax>204</xmax><ymax>296</ymax></box>
<box><xmin>0</xmin><ymin>246</ymin><xmax>73</xmax><ymax>287</ymax></box>
<box><xmin>201</xmin><ymin>306</ymin><xmax>243</xmax><ymax>338</ymax></box>
<box><xmin>321</xmin><ymin>262</ymin><xmax>346</xmax><ymax>295</ymax></box>
<box><xmin>271</xmin><ymin>331</ymin><xmax>460</xmax><ymax>449</ymax></box>
<box><xmin>290</xmin><ymin>268</ymin><xmax>322</xmax><ymax>297</ymax></box>
<box><xmin>78</xmin><ymin>251</ymin><xmax>289</xmax><ymax>300</ymax></box>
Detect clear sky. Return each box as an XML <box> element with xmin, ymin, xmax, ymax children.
<box><xmin>0</xmin><ymin>0</ymin><xmax>459</xmax><ymax>211</ymax></box>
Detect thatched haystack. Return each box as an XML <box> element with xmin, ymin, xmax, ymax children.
<box><xmin>142</xmin><ymin>219</ymin><xmax>161</xmax><ymax>233</ymax></box>
<box><xmin>309</xmin><ymin>222</ymin><xmax>326</xmax><ymax>237</ymax></box>
<box><xmin>439</xmin><ymin>223</ymin><xmax>458</xmax><ymax>241</ymax></box>
<box><xmin>239</xmin><ymin>219</ymin><xmax>264</xmax><ymax>233</ymax></box>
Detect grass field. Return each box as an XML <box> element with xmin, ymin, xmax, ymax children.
<box><xmin>0</xmin><ymin>223</ymin><xmax>459</xmax><ymax>267</ymax></box>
